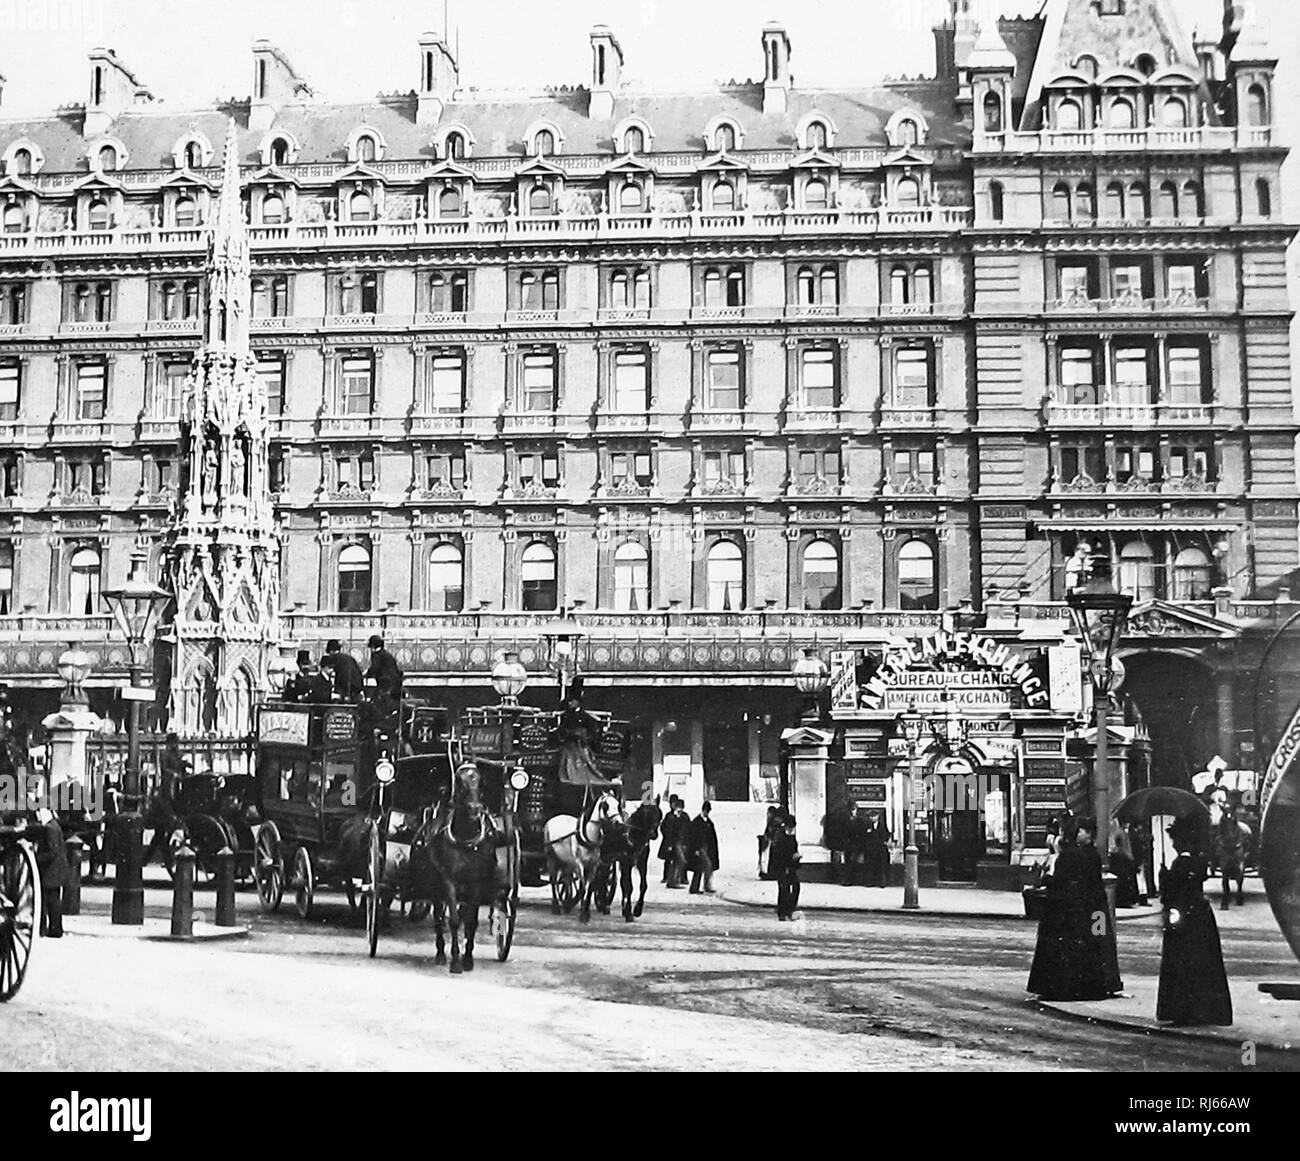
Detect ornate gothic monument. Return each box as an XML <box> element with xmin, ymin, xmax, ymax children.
<box><xmin>163</xmin><ymin>122</ymin><xmax>281</xmax><ymax>736</ymax></box>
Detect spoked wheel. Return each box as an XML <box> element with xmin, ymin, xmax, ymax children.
<box><xmin>254</xmin><ymin>824</ymin><xmax>284</xmax><ymax>913</ymax></box>
<box><xmin>593</xmin><ymin>860</ymin><xmax>616</xmax><ymax>913</ymax></box>
<box><xmin>0</xmin><ymin>842</ymin><xmax>40</xmax><ymax>1003</ymax></box>
<box><xmin>558</xmin><ymin>873</ymin><xmax>580</xmax><ymax>915</ymax></box>
<box><xmin>491</xmin><ymin>893</ymin><xmax>516</xmax><ymax>962</ymax></box>
<box><xmin>293</xmin><ymin>847</ymin><xmax>314</xmax><ymax>921</ymax></box>
<box><xmin>188</xmin><ymin>815</ymin><xmax>229</xmax><ymax>882</ymax></box>
<box><xmin>365</xmin><ymin>823</ymin><xmax>381</xmax><ymax>958</ymax></box>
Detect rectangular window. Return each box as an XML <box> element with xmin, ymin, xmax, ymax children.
<box><xmin>796</xmin><ymin>448</ymin><xmax>841</xmax><ymax>486</ymax></box>
<box><xmin>1057</xmin><ymin>263</ymin><xmax>1095</xmax><ymax>301</ymax></box>
<box><xmin>893</xmin><ymin>449</ymin><xmax>935</xmax><ymax>487</ymax></box>
<box><xmin>268</xmin><ymin>448</ymin><xmax>286</xmax><ymax>493</ymax></box>
<box><xmin>703</xmin><ymin>450</ymin><xmax>744</xmax><ymax>488</ymax></box>
<box><xmin>252</xmin><ymin>276</ymin><xmax>290</xmax><ymax>318</ymax></box>
<box><xmin>257</xmin><ymin>353</ymin><xmax>285</xmax><ymax>417</ymax></box>
<box><xmin>1115</xmin><ymin>445</ymin><xmax>1157</xmax><ymax>484</ymax></box>
<box><xmin>340</xmin><ymin>355</ymin><xmax>373</xmax><ymax>415</ymax></box>
<box><xmin>522</xmin><ymin>351</ymin><xmax>556</xmax><ymax>412</ymax></box>
<box><xmin>1113</xmin><ymin>346</ymin><xmax>1152</xmax><ymax>405</ymax></box>
<box><xmin>336</xmin><ymin>453</ymin><xmax>375</xmax><ymax>492</ymax></box>
<box><xmin>1060</xmin><ymin>444</ymin><xmax>1105</xmax><ymax>483</ymax></box>
<box><xmin>339</xmin><ymin>273</ymin><xmax>379</xmax><ymax>315</ymax></box>
<box><xmin>0</xmin><ymin>284</ymin><xmax>27</xmax><ymax>325</ymax></box>
<box><xmin>706</xmin><ymin>349</ymin><xmax>742</xmax><ymax>410</ymax></box>
<box><xmin>1167</xmin><ymin>261</ymin><xmax>1202</xmax><ymax>301</ymax></box>
<box><xmin>610</xmin><ymin>450</ymin><xmax>653</xmax><ymax>487</ymax></box>
<box><xmin>518</xmin><ymin>452</ymin><xmax>560</xmax><ymax>488</ymax></box>
<box><xmin>154</xmin><ymin>458</ymin><xmax>174</xmax><ymax>493</ymax></box>
<box><xmin>802</xmin><ymin>348</ymin><xmax>837</xmax><ymax>408</ymax></box>
<box><xmin>613</xmin><ymin>350</ymin><xmax>648</xmax><ymax>412</ymax></box>
<box><xmin>519</xmin><ymin>270</ymin><xmax>560</xmax><ymax>311</ymax></box>
<box><xmin>1110</xmin><ymin>263</ymin><xmax>1146</xmax><ymax>300</ymax></box>
<box><xmin>0</xmin><ymin>542</ymin><xmax>11</xmax><ymax>615</ymax></box>
<box><xmin>425</xmin><ymin>452</ymin><xmax>466</xmax><ymax>490</ymax></box>
<box><xmin>429</xmin><ymin>272</ymin><xmax>468</xmax><ymax>314</ymax></box>
<box><xmin>429</xmin><ymin>352</ymin><xmax>465</xmax><ymax>411</ymax></box>
<box><xmin>68</xmin><ymin>459</ymin><xmax>105</xmax><ymax>496</ymax></box>
<box><xmin>1060</xmin><ymin>347</ymin><xmax>1097</xmax><ymax>403</ymax></box>
<box><xmin>156</xmin><ymin>360</ymin><xmax>188</xmax><ymax>420</ymax></box>
<box><xmin>0</xmin><ymin>362</ymin><xmax>19</xmax><ymax>421</ymax></box>
<box><xmin>894</xmin><ymin>347</ymin><xmax>932</xmax><ymax>408</ymax></box>
<box><xmin>0</xmin><ymin>454</ymin><xmax>19</xmax><ymax>497</ymax></box>
<box><xmin>1169</xmin><ymin>446</ymin><xmax>1212</xmax><ymax>481</ymax></box>
<box><xmin>75</xmin><ymin>362</ymin><xmax>106</xmax><ymax>420</ymax></box>
<box><xmin>1167</xmin><ymin>346</ymin><xmax>1206</xmax><ymax>405</ymax></box>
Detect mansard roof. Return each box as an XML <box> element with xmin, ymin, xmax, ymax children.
<box><xmin>0</xmin><ymin>80</ymin><xmax>966</xmax><ymax>174</ymax></box>
<box><xmin>1044</xmin><ymin>0</ymin><xmax>1198</xmax><ymax>74</ymax></box>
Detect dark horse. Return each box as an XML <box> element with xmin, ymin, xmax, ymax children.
<box><xmin>599</xmin><ymin>802</ymin><xmax>660</xmax><ymax>922</ymax></box>
<box><xmin>1215</xmin><ymin>809</ymin><xmax>1250</xmax><ymax>910</ymax></box>
<box><xmin>409</xmin><ymin>762</ymin><xmax>507</xmax><ymax>973</ymax></box>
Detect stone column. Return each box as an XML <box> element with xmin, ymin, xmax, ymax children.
<box><xmin>780</xmin><ymin>725</ymin><xmax>834</xmax><ymax>849</ymax></box>
<box><xmin>42</xmin><ymin>703</ymin><xmax>104</xmax><ymax>817</ymax></box>
<box><xmin>1217</xmin><ymin>671</ymin><xmax>1236</xmax><ymax>765</ymax></box>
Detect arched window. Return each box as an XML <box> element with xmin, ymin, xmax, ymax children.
<box><xmin>1162</xmin><ymin>97</ymin><xmax>1189</xmax><ymax>128</ymax></box>
<box><xmin>1246</xmin><ymin>83</ymin><xmax>1268</xmax><ymax>127</ymax></box>
<box><xmin>1074</xmin><ymin>55</ymin><xmax>1098</xmax><ymax>79</ymax></box>
<box><xmin>1118</xmin><ymin>540</ymin><xmax>1157</xmax><ymax>601</ymax></box>
<box><xmin>619</xmin><ymin>181</ymin><xmax>644</xmax><ymax>212</ymax></box>
<box><xmin>725</xmin><ymin>268</ymin><xmax>744</xmax><ymax>307</ymax></box>
<box><xmin>898</xmin><ymin>539</ymin><xmax>937</xmax><ymax>610</ymax></box>
<box><xmin>703</xmin><ymin>267</ymin><xmax>723</xmax><ymax>307</ymax></box>
<box><xmin>0</xmin><ymin>543</ymin><xmax>12</xmax><ymax>615</ymax></box>
<box><xmin>806</xmin><ymin>121</ymin><xmax>828</xmax><ymax>150</ymax></box>
<box><xmin>1077</xmin><ymin>182</ymin><xmax>1095</xmax><ymax>219</ymax></box>
<box><xmin>3</xmin><ymin>204</ymin><xmax>24</xmax><ymax>234</ymax></box>
<box><xmin>529</xmin><ymin>183</ymin><xmax>552</xmax><ymax>214</ymax></box>
<box><xmin>183</xmin><ymin>281</ymin><xmax>199</xmax><ymax>319</ymax></box>
<box><xmin>12</xmin><ymin>148</ymin><xmax>32</xmax><ymax>175</ymax></box>
<box><xmin>633</xmin><ymin>268</ymin><xmax>651</xmax><ymax>309</ymax></box>
<box><xmin>521</xmin><ymin>541</ymin><xmax>557</xmax><ymax>611</ymax></box>
<box><xmin>913</xmin><ymin>266</ymin><xmax>933</xmax><ymax>305</ymax></box>
<box><xmin>428</xmin><ymin>543</ymin><xmax>464</xmax><ymax>612</ymax></box>
<box><xmin>69</xmin><ymin>547</ymin><xmax>101</xmax><ymax>616</ymax></box>
<box><xmin>161</xmin><ymin>281</ymin><xmax>179</xmax><ymax>320</ymax></box>
<box><xmin>896</xmin><ymin>177</ymin><xmax>920</xmax><ymax>208</ymax></box>
<box><xmin>534</xmin><ymin>129</ymin><xmax>555</xmax><ymax>157</ymax></box>
<box><xmin>897</xmin><ymin>119</ymin><xmax>919</xmax><ymax>147</ymax></box>
<box><xmin>715</xmin><ymin>123</ymin><xmax>736</xmax><ymax>152</ymax></box>
<box><xmin>356</xmin><ymin>134</ymin><xmax>377</xmax><ymax>163</ymax></box>
<box><xmin>337</xmin><ymin>544</ymin><xmax>372</xmax><ymax>612</ymax></box>
<box><xmin>1182</xmin><ymin>180</ymin><xmax>1204</xmax><ymax>218</ymax></box>
<box><xmin>989</xmin><ymin>180</ymin><xmax>1005</xmax><ymax>222</ymax></box>
<box><xmin>1157</xmin><ymin>181</ymin><xmax>1178</xmax><ymax>219</ymax></box>
<box><xmin>802</xmin><ymin>539</ymin><xmax>841</xmax><ymax>610</ymax></box>
<box><xmin>983</xmin><ymin>93</ymin><xmax>1004</xmax><ymax>133</ymax></box>
<box><xmin>819</xmin><ymin>266</ymin><xmax>839</xmax><ymax>305</ymax></box>
<box><xmin>98</xmin><ymin>145</ymin><xmax>117</xmax><ymax>171</ymax></box>
<box><xmin>262</xmin><ymin>193</ymin><xmax>286</xmax><ymax>225</ymax></box>
<box><xmin>95</xmin><ymin>283</ymin><xmax>111</xmax><ymax>320</ymax></box>
<box><xmin>1256</xmin><ymin>177</ymin><xmax>1272</xmax><ymax>217</ymax></box>
<box><xmin>87</xmin><ymin>199</ymin><xmax>110</xmax><ymax>231</ymax></box>
<box><xmin>444</xmin><ymin>132</ymin><xmax>466</xmax><ymax>160</ymax></box>
<box><xmin>1128</xmin><ymin>180</ymin><xmax>1148</xmax><ymax>220</ymax></box>
<box><xmin>1172</xmin><ymin>547</ymin><xmax>1213</xmax><ymax>601</ymax></box>
<box><xmin>1108</xmin><ymin>98</ymin><xmax>1136</xmax><ymax>129</ymax></box>
<box><xmin>803</xmin><ymin>178</ymin><xmax>828</xmax><ymax>210</ymax></box>
<box><xmin>796</xmin><ymin>266</ymin><xmax>815</xmax><ymax>305</ymax></box>
<box><xmin>184</xmin><ymin>141</ymin><xmax>204</xmax><ymax>170</ymax></box>
<box><xmin>890</xmin><ymin>265</ymin><xmax>910</xmax><ymax>304</ymax></box>
<box><xmin>611</xmin><ymin>270</ymin><xmax>628</xmax><ymax>307</ymax></box>
<box><xmin>349</xmin><ymin>190</ymin><xmax>374</xmax><ymax>222</ymax></box>
<box><xmin>1056</xmin><ymin>100</ymin><xmax>1083</xmax><ymax>131</ymax></box>
<box><xmin>270</xmin><ymin>137</ymin><xmax>290</xmax><ymax>166</ymax></box>
<box><xmin>1052</xmin><ymin>181</ymin><xmax>1072</xmax><ymax>220</ymax></box>
<box><xmin>174</xmin><ymin>196</ymin><xmax>197</xmax><ymax>228</ymax></box>
<box><xmin>613</xmin><ymin>542</ymin><xmax>649</xmax><ymax>611</ymax></box>
<box><xmin>711</xmin><ymin>179</ymin><xmax>735</xmax><ymax>211</ymax></box>
<box><xmin>438</xmin><ymin>187</ymin><xmax>462</xmax><ymax>217</ymax></box>
<box><xmin>624</xmin><ymin>126</ymin><xmax>645</xmax><ymax>154</ymax></box>
<box><xmin>1104</xmin><ymin>181</ymin><xmax>1125</xmax><ymax>219</ymax></box>
<box><xmin>706</xmin><ymin>539</ymin><xmax>744</xmax><ymax>611</ymax></box>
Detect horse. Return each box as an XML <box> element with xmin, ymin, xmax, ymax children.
<box><xmin>1214</xmin><ymin>810</ymin><xmax>1250</xmax><ymax>909</ymax></box>
<box><xmin>603</xmin><ymin>801</ymin><xmax>661</xmax><ymax>922</ymax></box>
<box><xmin>409</xmin><ymin>762</ymin><xmax>507</xmax><ymax>972</ymax></box>
<box><xmin>542</xmin><ymin>791</ymin><xmax>623</xmax><ymax>924</ymax></box>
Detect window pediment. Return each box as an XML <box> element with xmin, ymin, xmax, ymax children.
<box><xmin>790</xmin><ymin>149</ymin><xmax>840</xmax><ymax>171</ymax></box>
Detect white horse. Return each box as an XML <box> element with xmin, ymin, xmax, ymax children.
<box><xmin>543</xmin><ymin>792</ymin><xmax>623</xmax><ymax>924</ymax></box>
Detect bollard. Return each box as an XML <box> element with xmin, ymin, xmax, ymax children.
<box><xmin>214</xmin><ymin>846</ymin><xmax>237</xmax><ymax>928</ymax></box>
<box><xmin>111</xmin><ymin>812</ymin><xmax>145</xmax><ymax>925</ymax></box>
<box><xmin>63</xmin><ymin>836</ymin><xmax>84</xmax><ymax>917</ymax></box>
<box><xmin>170</xmin><ymin>844</ymin><xmax>196</xmax><ymax>938</ymax></box>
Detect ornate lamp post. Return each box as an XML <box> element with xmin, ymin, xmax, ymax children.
<box><xmin>1067</xmin><ymin>576</ymin><xmax>1133</xmax><ymax>865</ymax></box>
<box><xmin>100</xmin><ymin>548</ymin><xmax>171</xmax><ymax>925</ymax></box>
<box><xmin>896</xmin><ymin>698</ymin><xmax>926</xmax><ymax>910</ymax></box>
<box><xmin>792</xmin><ymin>648</ymin><xmax>829</xmax><ymax>723</ymax></box>
<box><xmin>490</xmin><ymin>652</ymin><xmax>528</xmax><ymax>707</ymax></box>
<box><xmin>542</xmin><ymin>610</ymin><xmax>584</xmax><ymax>702</ymax></box>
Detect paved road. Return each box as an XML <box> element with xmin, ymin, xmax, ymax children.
<box><xmin>5</xmin><ymin>879</ymin><xmax>1298</xmax><ymax>1071</ymax></box>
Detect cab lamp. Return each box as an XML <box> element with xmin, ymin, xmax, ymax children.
<box><xmin>509</xmin><ymin>768</ymin><xmax>531</xmax><ymax>791</ymax></box>
<box><xmin>375</xmin><ymin>759</ymin><xmax>396</xmax><ymax>785</ymax></box>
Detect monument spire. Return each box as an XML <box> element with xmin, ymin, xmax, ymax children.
<box><xmin>205</xmin><ymin>120</ymin><xmax>251</xmax><ymax>351</ymax></box>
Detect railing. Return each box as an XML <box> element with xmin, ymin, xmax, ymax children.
<box><xmin>1046</xmin><ymin>295</ymin><xmax>1215</xmax><ymax>314</ymax></box>
<box><xmin>977</xmin><ymin>126</ymin><xmax>1263</xmax><ymax>154</ymax></box>
<box><xmin>1043</xmin><ymin>400</ymin><xmax>1216</xmax><ymax>426</ymax></box>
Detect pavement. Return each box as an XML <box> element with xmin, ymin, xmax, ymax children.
<box><xmin>61</xmin><ymin>913</ymin><xmax>250</xmax><ymax>942</ymax></box>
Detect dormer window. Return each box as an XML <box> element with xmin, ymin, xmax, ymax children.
<box><xmin>803</xmin><ymin>178</ymin><xmax>828</xmax><ymax>210</ymax></box>
<box><xmin>1056</xmin><ymin>99</ymin><xmax>1084</xmax><ymax>130</ymax></box>
<box><xmin>1246</xmin><ymin>84</ymin><xmax>1268</xmax><ymax>127</ymax></box>
<box><xmin>897</xmin><ymin>119</ymin><xmax>919</xmax><ymax>148</ymax></box>
<box><xmin>1108</xmin><ymin>98</ymin><xmax>1136</xmax><ymax>129</ymax></box>
<box><xmin>444</xmin><ymin>132</ymin><xmax>466</xmax><ymax>160</ymax></box>
<box><xmin>805</xmin><ymin>121</ymin><xmax>828</xmax><ymax>150</ymax></box>
<box><xmin>710</xmin><ymin>179</ymin><xmax>735</xmax><ymax>211</ymax></box>
<box><xmin>98</xmin><ymin>144</ymin><xmax>118</xmax><ymax>172</ymax></box>
<box><xmin>269</xmin><ymin>137</ymin><xmax>290</xmax><ymax>167</ymax></box>
<box><xmin>983</xmin><ymin>93</ymin><xmax>1004</xmax><ymax>133</ymax></box>
<box><xmin>349</xmin><ymin>190</ymin><xmax>375</xmax><ymax>222</ymax></box>
<box><xmin>534</xmin><ymin>129</ymin><xmax>555</xmax><ymax>158</ymax></box>
<box><xmin>262</xmin><ymin>193</ymin><xmax>286</xmax><ymax>225</ymax></box>
<box><xmin>174</xmin><ymin>196</ymin><xmax>197</xmax><ymax>228</ymax></box>
<box><xmin>1074</xmin><ymin>54</ymin><xmax>1099</xmax><ymax>79</ymax></box>
<box><xmin>1099</xmin><ymin>0</ymin><xmax>1124</xmax><ymax>14</ymax></box>
<box><xmin>896</xmin><ymin>177</ymin><xmax>920</xmax><ymax>209</ymax></box>
<box><xmin>528</xmin><ymin>183</ymin><xmax>552</xmax><ymax>214</ymax></box>
<box><xmin>1134</xmin><ymin>53</ymin><xmax>1156</xmax><ymax>77</ymax></box>
<box><xmin>3</xmin><ymin>205</ymin><xmax>24</xmax><ymax>235</ymax></box>
<box><xmin>12</xmin><ymin>149</ymin><xmax>32</xmax><ymax>176</ymax></box>
<box><xmin>624</xmin><ymin>126</ymin><xmax>645</xmax><ymax>154</ymax></box>
<box><xmin>87</xmin><ymin>199</ymin><xmax>111</xmax><ymax>231</ymax></box>
<box><xmin>184</xmin><ymin>142</ymin><xmax>204</xmax><ymax>170</ymax></box>
<box><xmin>1161</xmin><ymin>97</ymin><xmax>1189</xmax><ymax>128</ymax></box>
<box><xmin>618</xmin><ymin>181</ymin><xmax>644</xmax><ymax>213</ymax></box>
<box><xmin>356</xmin><ymin>134</ymin><xmax>377</xmax><ymax>164</ymax></box>
<box><xmin>715</xmin><ymin>123</ymin><xmax>737</xmax><ymax>153</ymax></box>
<box><xmin>437</xmin><ymin>187</ymin><xmax>462</xmax><ymax>217</ymax></box>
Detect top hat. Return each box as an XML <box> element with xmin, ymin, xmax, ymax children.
<box><xmin>325</xmin><ymin>639</ymin><xmax>342</xmax><ymax>652</ymax></box>
<box><xmin>295</xmin><ymin>649</ymin><xmax>312</xmax><ymax>667</ymax></box>
<box><xmin>367</xmin><ymin>635</ymin><xmax>384</xmax><ymax>650</ymax></box>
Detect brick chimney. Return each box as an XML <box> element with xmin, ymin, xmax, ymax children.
<box><xmin>761</xmin><ymin>23</ymin><xmax>791</xmax><ymax>115</ymax></box>
<box><xmin>417</xmin><ymin>30</ymin><xmax>460</xmax><ymax>127</ymax></box>
<box><xmin>250</xmin><ymin>41</ymin><xmax>313</xmax><ymax>133</ymax></box>
<box><xmin>84</xmin><ymin>48</ymin><xmax>153</xmax><ymax>138</ymax></box>
<box><xmin>588</xmin><ymin>26</ymin><xmax>623</xmax><ymax>120</ymax></box>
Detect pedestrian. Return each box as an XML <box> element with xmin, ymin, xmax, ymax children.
<box><xmin>319</xmin><ymin>639</ymin><xmax>365</xmax><ymax>701</ymax></box>
<box><xmin>770</xmin><ymin>814</ymin><xmax>801</xmax><ymax>920</ymax></box>
<box><xmin>1129</xmin><ymin>821</ymin><xmax>1153</xmax><ymax>905</ymax></box>
<box><xmin>1108</xmin><ymin>818</ymin><xmax>1140</xmax><ymax>909</ymax></box>
<box><xmin>863</xmin><ymin>813</ymin><xmax>889</xmax><ymax>887</ymax></box>
<box><xmin>1157</xmin><ymin>815</ymin><xmax>1233</xmax><ymax>1026</ymax></box>
<box><xmin>659</xmin><ymin>795</ymin><xmax>683</xmax><ymax>884</ymax></box>
<box><xmin>1214</xmin><ymin>806</ymin><xmax>1250</xmax><ymax>909</ymax></box>
<box><xmin>1026</xmin><ymin>817</ymin><xmax>1110</xmax><ymax>1001</ymax></box>
<box><xmin>688</xmin><ymin>801</ymin><xmax>720</xmax><ymax>894</ymax></box>
<box><xmin>285</xmin><ymin>650</ymin><xmax>331</xmax><ymax>704</ymax></box>
<box><xmin>665</xmin><ymin>797</ymin><xmax>689</xmax><ymax>888</ymax></box>
<box><xmin>143</xmin><ymin>736</ymin><xmax>186</xmax><ymax>867</ymax></box>
<box><xmin>757</xmin><ymin>805</ymin><xmax>778</xmax><ymax>879</ymax></box>
<box><xmin>843</xmin><ymin>803</ymin><xmax>867</xmax><ymax>886</ymax></box>
<box><xmin>365</xmin><ymin>635</ymin><xmax>404</xmax><ymax>700</ymax></box>
<box><xmin>1076</xmin><ymin>817</ymin><xmax>1123</xmax><ymax>996</ymax></box>
<box><xmin>35</xmin><ymin>807</ymin><xmax>68</xmax><ymax>938</ymax></box>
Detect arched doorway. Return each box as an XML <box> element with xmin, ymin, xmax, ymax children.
<box><xmin>1120</xmin><ymin>652</ymin><xmax>1217</xmax><ymax>788</ymax></box>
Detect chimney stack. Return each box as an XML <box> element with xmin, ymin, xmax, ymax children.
<box><xmin>417</xmin><ymin>30</ymin><xmax>460</xmax><ymax>126</ymax></box>
<box><xmin>588</xmin><ymin>26</ymin><xmax>623</xmax><ymax>120</ymax></box>
<box><xmin>250</xmin><ymin>41</ymin><xmax>312</xmax><ymax>134</ymax></box>
<box><xmin>761</xmin><ymin>23</ymin><xmax>791</xmax><ymax>115</ymax></box>
<box><xmin>84</xmin><ymin>48</ymin><xmax>153</xmax><ymax>138</ymax></box>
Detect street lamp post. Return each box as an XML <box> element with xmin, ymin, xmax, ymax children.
<box><xmin>100</xmin><ymin>548</ymin><xmax>171</xmax><ymax>925</ymax></box>
<box><xmin>791</xmin><ymin>648</ymin><xmax>829</xmax><ymax>724</ymax></box>
<box><xmin>490</xmin><ymin>652</ymin><xmax>528</xmax><ymax>707</ymax></box>
<box><xmin>1067</xmin><ymin>577</ymin><xmax>1133</xmax><ymax>868</ymax></box>
<box><xmin>542</xmin><ymin>610</ymin><xmax>584</xmax><ymax>702</ymax></box>
<box><xmin>896</xmin><ymin>699</ymin><xmax>925</xmax><ymax>910</ymax></box>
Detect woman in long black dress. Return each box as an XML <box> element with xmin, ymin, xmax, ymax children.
<box><xmin>1157</xmin><ymin>816</ymin><xmax>1233</xmax><ymax>1026</ymax></box>
<box><xmin>1077</xmin><ymin>818</ymin><xmax>1123</xmax><ymax>996</ymax></box>
<box><xmin>1027</xmin><ymin>818</ymin><xmax>1110</xmax><ymax>1001</ymax></box>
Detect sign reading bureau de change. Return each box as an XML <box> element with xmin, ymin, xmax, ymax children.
<box><xmin>878</xmin><ymin>671</ymin><xmax>1015</xmax><ymax>712</ymax></box>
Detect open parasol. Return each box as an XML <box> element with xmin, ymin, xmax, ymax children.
<box><xmin>1113</xmin><ymin>786</ymin><xmax>1209</xmax><ymax>825</ymax></box>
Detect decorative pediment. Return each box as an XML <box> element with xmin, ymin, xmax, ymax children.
<box><xmin>780</xmin><ymin>725</ymin><xmax>834</xmax><ymax>747</ymax></box>
<box><xmin>1123</xmin><ymin>600</ymin><xmax>1239</xmax><ymax>641</ymax></box>
<box><xmin>425</xmin><ymin>158</ymin><xmax>476</xmax><ymax>182</ymax></box>
<box><xmin>336</xmin><ymin>161</ymin><xmax>386</xmax><ymax>185</ymax></box>
<box><xmin>0</xmin><ymin>175</ymin><xmax>38</xmax><ymax>196</ymax></box>
<box><xmin>697</xmin><ymin>152</ymin><xmax>749</xmax><ymax>173</ymax></box>
<box><xmin>247</xmin><ymin>165</ymin><xmax>300</xmax><ymax>188</ymax></box>
<box><xmin>516</xmin><ymin>156</ymin><xmax>567</xmax><ymax>178</ymax></box>
<box><xmin>882</xmin><ymin>147</ymin><xmax>932</xmax><ymax>168</ymax></box>
<box><xmin>790</xmin><ymin>149</ymin><xmax>840</xmax><ymax>171</ymax></box>
<box><xmin>70</xmin><ymin>171</ymin><xmax>126</xmax><ymax>194</ymax></box>
<box><xmin>605</xmin><ymin>155</ymin><xmax>655</xmax><ymax>176</ymax></box>
<box><xmin>159</xmin><ymin>170</ymin><xmax>215</xmax><ymax>191</ymax></box>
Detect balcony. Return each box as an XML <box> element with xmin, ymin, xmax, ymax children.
<box><xmin>594</xmin><ymin>410</ymin><xmax>651</xmax><ymax>432</ymax></box>
<box><xmin>145</xmin><ymin>318</ymin><xmax>201</xmax><ymax>335</ymax></box>
<box><xmin>1046</xmin><ymin>294</ymin><xmax>1215</xmax><ymax>315</ymax></box>
<box><xmin>409</xmin><ymin>411</ymin><xmax>465</xmax><ymax>436</ymax></box>
<box><xmin>879</xmin><ymin>406</ymin><xmax>937</xmax><ymax>429</ymax></box>
<box><xmin>977</xmin><ymin>126</ymin><xmax>1263</xmax><ymax>155</ymax></box>
<box><xmin>694</xmin><ymin>478</ymin><xmax>746</xmax><ymax>500</ymax></box>
<box><xmin>782</xmin><ymin>406</ymin><xmax>840</xmax><ymax>432</ymax></box>
<box><xmin>687</xmin><ymin>408</ymin><xmax>746</xmax><ymax>432</ymax></box>
<box><xmin>1043</xmin><ymin>399</ymin><xmax>1216</xmax><ymax>427</ymax></box>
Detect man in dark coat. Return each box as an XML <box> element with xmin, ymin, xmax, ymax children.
<box><xmin>770</xmin><ymin>815</ymin><xmax>801</xmax><ymax>920</ymax></box>
<box><xmin>688</xmin><ymin>801</ymin><xmax>720</xmax><ymax>894</ymax></box>
<box><xmin>285</xmin><ymin>651</ymin><xmax>332</xmax><ymax>704</ymax></box>
<box><xmin>319</xmin><ymin>639</ymin><xmax>364</xmax><ymax>701</ymax></box>
<box><xmin>365</xmin><ymin>635</ymin><xmax>404</xmax><ymax>700</ymax></box>
<box><xmin>864</xmin><ymin>814</ymin><xmax>890</xmax><ymax>887</ymax></box>
<box><xmin>35</xmin><ymin>808</ymin><xmax>69</xmax><ymax>937</ymax></box>
<box><xmin>659</xmin><ymin>796</ymin><xmax>689</xmax><ymax>888</ymax></box>
<box><xmin>143</xmin><ymin>734</ymin><xmax>187</xmax><ymax>867</ymax></box>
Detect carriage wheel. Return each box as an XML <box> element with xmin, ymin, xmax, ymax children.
<box><xmin>254</xmin><ymin>825</ymin><xmax>284</xmax><ymax>913</ymax></box>
<box><xmin>189</xmin><ymin>815</ymin><xmax>229</xmax><ymax>882</ymax></box>
<box><xmin>492</xmin><ymin>893</ymin><xmax>516</xmax><ymax>962</ymax></box>
<box><xmin>558</xmin><ymin>873</ymin><xmax>580</xmax><ymax>915</ymax></box>
<box><xmin>365</xmin><ymin>823</ymin><xmax>382</xmax><ymax>959</ymax></box>
<box><xmin>0</xmin><ymin>843</ymin><xmax>40</xmax><ymax>1003</ymax></box>
<box><xmin>293</xmin><ymin>847</ymin><xmax>315</xmax><ymax>921</ymax></box>
<box><xmin>593</xmin><ymin>860</ymin><xmax>616</xmax><ymax>913</ymax></box>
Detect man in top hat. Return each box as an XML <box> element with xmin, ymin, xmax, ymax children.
<box><xmin>319</xmin><ymin>639</ymin><xmax>364</xmax><ymax>701</ymax></box>
<box><xmin>286</xmin><ymin>650</ymin><xmax>331</xmax><ymax>703</ymax></box>
<box><xmin>365</xmin><ymin>635</ymin><xmax>403</xmax><ymax>700</ymax></box>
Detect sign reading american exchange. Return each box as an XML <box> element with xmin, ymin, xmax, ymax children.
<box><xmin>859</xmin><ymin>632</ymin><xmax>1050</xmax><ymax>711</ymax></box>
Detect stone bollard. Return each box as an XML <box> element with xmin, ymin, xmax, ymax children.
<box><xmin>62</xmin><ymin>836</ymin><xmax>84</xmax><ymax>917</ymax></box>
<box><xmin>215</xmin><ymin>846</ymin><xmax>237</xmax><ymax>928</ymax></box>
<box><xmin>170</xmin><ymin>844</ymin><xmax>196</xmax><ymax>938</ymax></box>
